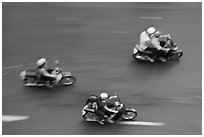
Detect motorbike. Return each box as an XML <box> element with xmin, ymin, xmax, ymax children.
<box><xmin>132</xmin><ymin>35</ymin><xmax>183</xmax><ymax>62</ymax></box>
<box><xmin>82</xmin><ymin>95</ymin><xmax>137</xmax><ymax>124</ymax></box>
<box><xmin>19</xmin><ymin>60</ymin><xmax>76</xmax><ymax>88</ymax></box>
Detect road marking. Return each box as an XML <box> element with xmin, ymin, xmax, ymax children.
<box><xmin>2</xmin><ymin>65</ymin><xmax>24</xmax><ymax>70</ymax></box>
<box><xmin>117</xmin><ymin>121</ymin><xmax>165</xmax><ymax>126</ymax></box>
<box><xmin>108</xmin><ymin>30</ymin><xmax>131</xmax><ymax>34</ymax></box>
<box><xmin>139</xmin><ymin>17</ymin><xmax>163</xmax><ymax>20</ymax></box>
<box><xmin>2</xmin><ymin>115</ymin><xmax>29</xmax><ymax>122</ymax></box>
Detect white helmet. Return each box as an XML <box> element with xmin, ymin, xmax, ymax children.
<box><xmin>147</xmin><ymin>27</ymin><xmax>156</xmax><ymax>35</ymax></box>
<box><xmin>36</xmin><ymin>58</ymin><xmax>46</xmax><ymax>67</ymax></box>
<box><xmin>100</xmin><ymin>92</ymin><xmax>109</xmax><ymax>100</ymax></box>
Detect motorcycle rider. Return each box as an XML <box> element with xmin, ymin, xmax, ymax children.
<box><xmin>84</xmin><ymin>95</ymin><xmax>107</xmax><ymax>124</ymax></box>
<box><xmin>36</xmin><ymin>58</ymin><xmax>58</xmax><ymax>87</ymax></box>
<box><xmin>98</xmin><ymin>92</ymin><xmax>118</xmax><ymax>123</ymax></box>
<box><xmin>138</xmin><ymin>26</ymin><xmax>171</xmax><ymax>62</ymax></box>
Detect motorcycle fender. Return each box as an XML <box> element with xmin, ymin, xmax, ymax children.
<box><xmin>63</xmin><ymin>72</ymin><xmax>72</xmax><ymax>77</ymax></box>
<box><xmin>133</xmin><ymin>47</ymin><xmax>138</xmax><ymax>54</ymax></box>
<box><xmin>55</xmin><ymin>74</ymin><xmax>63</xmax><ymax>84</ymax></box>
<box><xmin>20</xmin><ymin>71</ymin><xmax>26</xmax><ymax>80</ymax></box>
<box><xmin>82</xmin><ymin>109</ymin><xmax>86</xmax><ymax>116</ymax></box>
<box><xmin>126</xmin><ymin>108</ymin><xmax>136</xmax><ymax>112</ymax></box>
<box><xmin>172</xmin><ymin>46</ymin><xmax>178</xmax><ymax>50</ymax></box>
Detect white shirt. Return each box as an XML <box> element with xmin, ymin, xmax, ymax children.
<box><xmin>151</xmin><ymin>37</ymin><xmax>162</xmax><ymax>50</ymax></box>
<box><xmin>139</xmin><ymin>31</ymin><xmax>150</xmax><ymax>51</ymax></box>
<box><xmin>139</xmin><ymin>31</ymin><xmax>162</xmax><ymax>51</ymax></box>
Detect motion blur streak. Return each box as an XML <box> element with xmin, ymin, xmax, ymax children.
<box><xmin>117</xmin><ymin>121</ymin><xmax>165</xmax><ymax>126</ymax></box>
<box><xmin>2</xmin><ymin>2</ymin><xmax>201</xmax><ymax>135</ymax></box>
<box><xmin>2</xmin><ymin>115</ymin><xmax>29</xmax><ymax>122</ymax></box>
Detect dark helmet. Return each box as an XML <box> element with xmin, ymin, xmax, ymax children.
<box><xmin>88</xmin><ymin>95</ymin><xmax>98</xmax><ymax>102</ymax></box>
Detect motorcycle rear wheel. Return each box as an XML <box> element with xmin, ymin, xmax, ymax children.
<box><xmin>83</xmin><ymin>111</ymin><xmax>98</xmax><ymax>121</ymax></box>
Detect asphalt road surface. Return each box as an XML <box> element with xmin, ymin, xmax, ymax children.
<box><xmin>2</xmin><ymin>2</ymin><xmax>202</xmax><ymax>135</ymax></box>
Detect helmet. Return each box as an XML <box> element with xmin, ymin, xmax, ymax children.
<box><xmin>100</xmin><ymin>92</ymin><xmax>109</xmax><ymax>100</ymax></box>
<box><xmin>147</xmin><ymin>27</ymin><xmax>156</xmax><ymax>35</ymax></box>
<box><xmin>36</xmin><ymin>58</ymin><xmax>46</xmax><ymax>67</ymax></box>
<box><xmin>88</xmin><ymin>95</ymin><xmax>98</xmax><ymax>102</ymax></box>
<box><xmin>154</xmin><ymin>30</ymin><xmax>161</xmax><ymax>37</ymax></box>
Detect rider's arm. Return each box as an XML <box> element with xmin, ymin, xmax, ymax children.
<box><xmin>159</xmin><ymin>34</ymin><xmax>170</xmax><ymax>38</ymax></box>
<box><xmin>39</xmin><ymin>68</ymin><xmax>56</xmax><ymax>78</ymax></box>
<box><xmin>151</xmin><ymin>37</ymin><xmax>170</xmax><ymax>52</ymax></box>
<box><xmin>84</xmin><ymin>103</ymin><xmax>95</xmax><ymax>112</ymax></box>
<box><xmin>104</xmin><ymin>105</ymin><xmax>118</xmax><ymax>113</ymax></box>
<box><xmin>150</xmin><ymin>38</ymin><xmax>162</xmax><ymax>50</ymax></box>
<box><xmin>109</xmin><ymin>96</ymin><xmax>117</xmax><ymax>99</ymax></box>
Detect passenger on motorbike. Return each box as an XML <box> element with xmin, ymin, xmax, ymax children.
<box><xmin>84</xmin><ymin>95</ymin><xmax>107</xmax><ymax>124</ymax></box>
<box><xmin>36</xmin><ymin>58</ymin><xmax>58</xmax><ymax>86</ymax></box>
<box><xmin>138</xmin><ymin>27</ymin><xmax>171</xmax><ymax>62</ymax></box>
<box><xmin>98</xmin><ymin>92</ymin><xmax>118</xmax><ymax>123</ymax></box>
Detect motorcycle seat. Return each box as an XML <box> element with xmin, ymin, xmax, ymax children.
<box><xmin>135</xmin><ymin>44</ymin><xmax>153</xmax><ymax>54</ymax></box>
<box><xmin>25</xmin><ymin>69</ymin><xmax>39</xmax><ymax>77</ymax></box>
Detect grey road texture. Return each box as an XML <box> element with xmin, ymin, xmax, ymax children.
<box><xmin>2</xmin><ymin>2</ymin><xmax>202</xmax><ymax>135</ymax></box>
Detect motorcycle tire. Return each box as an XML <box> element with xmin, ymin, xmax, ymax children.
<box><xmin>61</xmin><ymin>76</ymin><xmax>76</xmax><ymax>86</ymax></box>
<box><xmin>121</xmin><ymin>108</ymin><xmax>137</xmax><ymax>120</ymax></box>
<box><xmin>168</xmin><ymin>51</ymin><xmax>183</xmax><ymax>60</ymax></box>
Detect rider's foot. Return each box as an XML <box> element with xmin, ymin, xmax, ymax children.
<box><xmin>158</xmin><ymin>57</ymin><xmax>166</xmax><ymax>62</ymax></box>
<box><xmin>145</xmin><ymin>56</ymin><xmax>154</xmax><ymax>62</ymax></box>
<box><xmin>108</xmin><ymin>119</ymin><xmax>114</xmax><ymax>123</ymax></box>
<box><xmin>46</xmin><ymin>83</ymin><xmax>53</xmax><ymax>88</ymax></box>
<box><xmin>149</xmin><ymin>58</ymin><xmax>155</xmax><ymax>63</ymax></box>
<box><xmin>98</xmin><ymin>119</ymin><xmax>105</xmax><ymax>125</ymax></box>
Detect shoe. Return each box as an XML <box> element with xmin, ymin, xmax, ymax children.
<box><xmin>98</xmin><ymin>119</ymin><xmax>105</xmax><ymax>125</ymax></box>
<box><xmin>145</xmin><ymin>56</ymin><xmax>154</xmax><ymax>62</ymax></box>
<box><xmin>158</xmin><ymin>57</ymin><xmax>166</xmax><ymax>62</ymax></box>
<box><xmin>46</xmin><ymin>83</ymin><xmax>53</xmax><ymax>88</ymax></box>
<box><xmin>107</xmin><ymin>119</ymin><xmax>114</xmax><ymax>124</ymax></box>
<box><xmin>149</xmin><ymin>58</ymin><xmax>155</xmax><ymax>63</ymax></box>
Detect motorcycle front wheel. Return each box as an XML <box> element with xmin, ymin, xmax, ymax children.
<box><xmin>61</xmin><ymin>76</ymin><xmax>76</xmax><ymax>86</ymax></box>
<box><xmin>121</xmin><ymin>108</ymin><xmax>137</xmax><ymax>120</ymax></box>
<box><xmin>168</xmin><ymin>51</ymin><xmax>183</xmax><ymax>60</ymax></box>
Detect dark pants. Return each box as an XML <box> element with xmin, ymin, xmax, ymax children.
<box><xmin>144</xmin><ymin>46</ymin><xmax>167</xmax><ymax>59</ymax></box>
<box><xmin>94</xmin><ymin>110</ymin><xmax>106</xmax><ymax>120</ymax></box>
<box><xmin>96</xmin><ymin>108</ymin><xmax>115</xmax><ymax>121</ymax></box>
<box><xmin>40</xmin><ymin>75</ymin><xmax>55</xmax><ymax>83</ymax></box>
<box><xmin>39</xmin><ymin>69</ymin><xmax>55</xmax><ymax>83</ymax></box>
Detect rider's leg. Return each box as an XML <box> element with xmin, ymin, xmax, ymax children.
<box><xmin>144</xmin><ymin>47</ymin><xmax>159</xmax><ymax>59</ymax></box>
<box><xmin>104</xmin><ymin>111</ymin><xmax>116</xmax><ymax>123</ymax></box>
<box><xmin>95</xmin><ymin>110</ymin><xmax>106</xmax><ymax>124</ymax></box>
